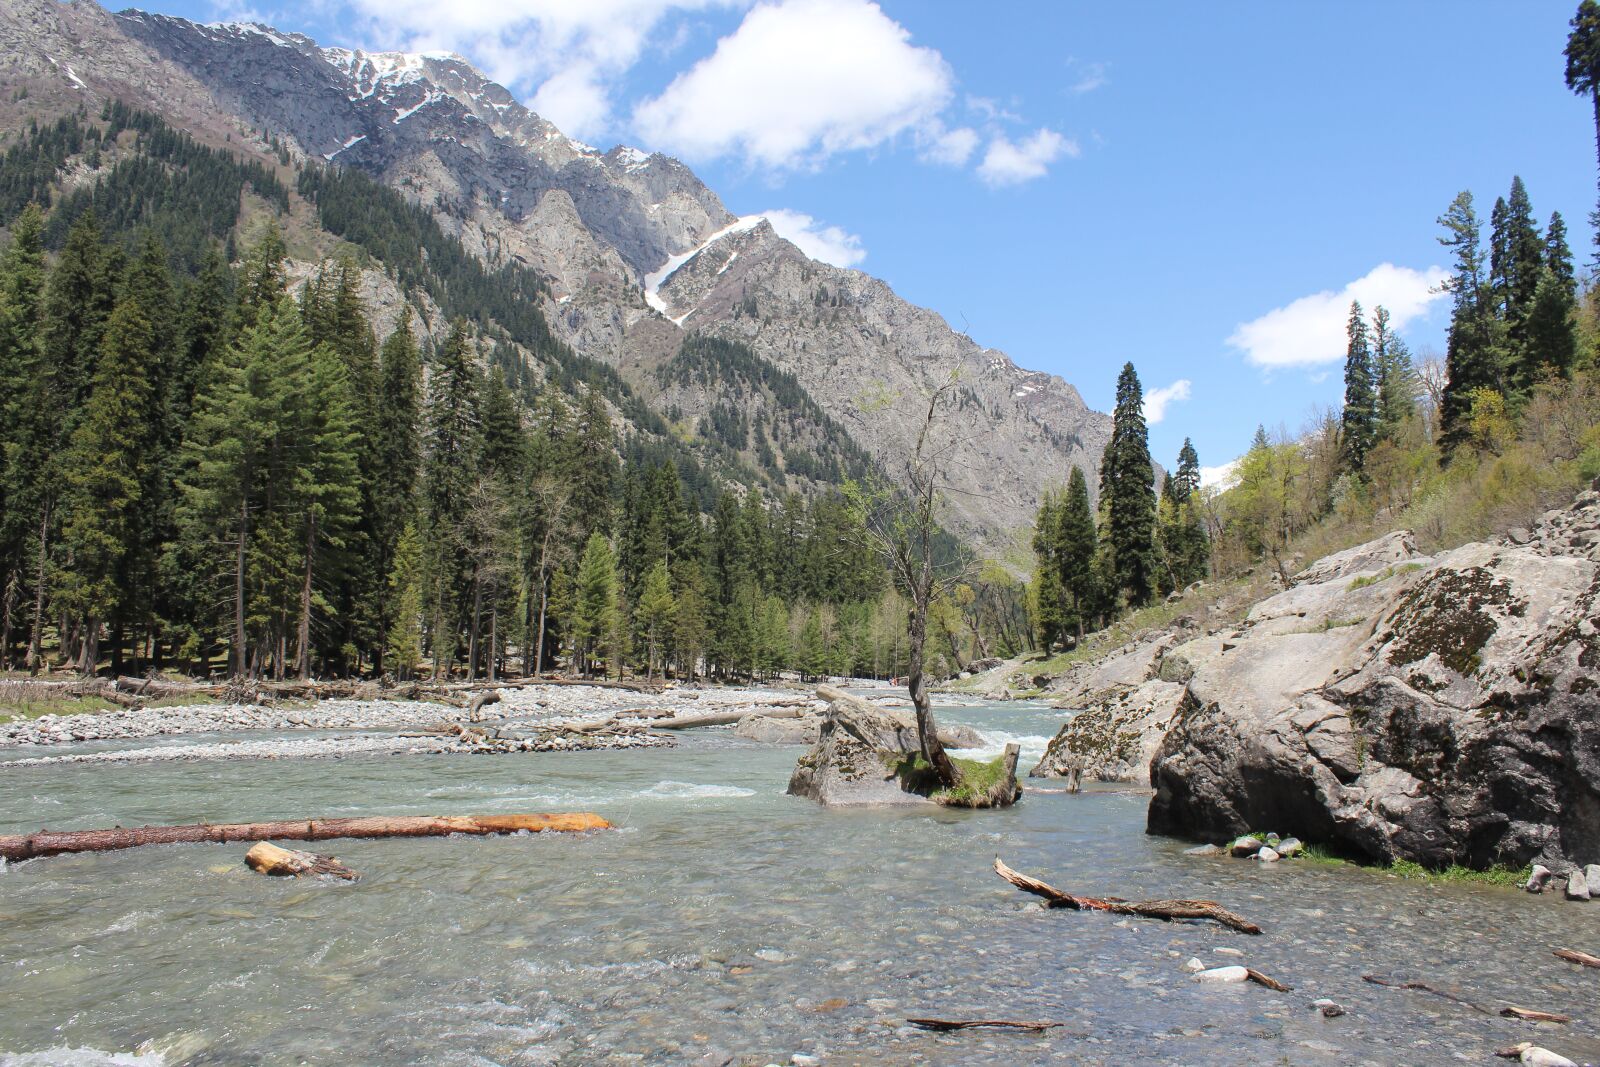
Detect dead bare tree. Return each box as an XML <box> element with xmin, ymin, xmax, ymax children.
<box><xmin>844</xmin><ymin>374</ymin><xmax>972</xmax><ymax>790</ymax></box>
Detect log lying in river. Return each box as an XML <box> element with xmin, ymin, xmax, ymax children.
<box><xmin>994</xmin><ymin>856</ymin><xmax>1263</xmax><ymax>934</ymax></box>
<box><xmin>0</xmin><ymin>813</ymin><xmax>611</xmax><ymax>862</ymax></box>
<box><xmin>244</xmin><ymin>841</ymin><xmax>359</xmax><ymax>881</ymax></box>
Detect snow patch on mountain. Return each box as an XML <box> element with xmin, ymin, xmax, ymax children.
<box><xmin>642</xmin><ymin>216</ymin><xmax>766</xmax><ymax>322</ymax></box>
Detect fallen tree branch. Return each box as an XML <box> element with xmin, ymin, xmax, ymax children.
<box><xmin>1501</xmin><ymin>1006</ymin><xmax>1572</xmax><ymax>1024</ymax></box>
<box><xmin>994</xmin><ymin>857</ymin><xmax>1262</xmax><ymax>935</ymax></box>
<box><xmin>1553</xmin><ymin>948</ymin><xmax>1600</xmax><ymax>969</ymax></box>
<box><xmin>1244</xmin><ymin>968</ymin><xmax>1292</xmax><ymax>992</ymax></box>
<box><xmin>1361</xmin><ymin>975</ymin><xmax>1493</xmax><ymax>1015</ymax></box>
<box><xmin>0</xmin><ymin>813</ymin><xmax>611</xmax><ymax>862</ymax></box>
<box><xmin>907</xmin><ymin>1018</ymin><xmax>1062</xmax><ymax>1033</ymax></box>
<box><xmin>244</xmin><ymin>841</ymin><xmax>359</xmax><ymax>881</ymax></box>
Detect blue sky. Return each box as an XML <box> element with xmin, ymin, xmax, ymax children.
<box><xmin>130</xmin><ymin>0</ymin><xmax>1596</xmax><ymax>473</ymax></box>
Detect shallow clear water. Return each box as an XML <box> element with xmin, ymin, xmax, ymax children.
<box><xmin>2</xmin><ymin>696</ymin><xmax>1597</xmax><ymax>1066</ymax></box>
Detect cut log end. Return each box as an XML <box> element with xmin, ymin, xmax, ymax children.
<box><xmin>244</xmin><ymin>841</ymin><xmax>359</xmax><ymax>881</ymax></box>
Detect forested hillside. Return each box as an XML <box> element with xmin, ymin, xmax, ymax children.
<box><xmin>0</xmin><ymin>103</ymin><xmax>1034</xmax><ymax>682</ymax></box>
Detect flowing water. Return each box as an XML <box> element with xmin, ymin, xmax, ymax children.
<box><xmin>2</xmin><ymin>695</ymin><xmax>1597</xmax><ymax>1066</ymax></box>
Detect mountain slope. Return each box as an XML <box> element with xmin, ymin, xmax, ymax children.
<box><xmin>3</xmin><ymin>1</ymin><xmax>1112</xmax><ymax>546</ymax></box>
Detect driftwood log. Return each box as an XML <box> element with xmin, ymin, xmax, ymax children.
<box><xmin>994</xmin><ymin>857</ymin><xmax>1263</xmax><ymax>935</ymax></box>
<box><xmin>466</xmin><ymin>690</ymin><xmax>502</xmax><ymax>721</ymax></box>
<box><xmin>0</xmin><ymin>813</ymin><xmax>611</xmax><ymax>862</ymax></box>
<box><xmin>1361</xmin><ymin>975</ymin><xmax>1492</xmax><ymax>1015</ymax></box>
<box><xmin>907</xmin><ymin>1018</ymin><xmax>1061</xmax><ymax>1033</ymax></box>
<box><xmin>244</xmin><ymin>841</ymin><xmax>359</xmax><ymax>881</ymax></box>
<box><xmin>1501</xmin><ymin>1006</ymin><xmax>1573</xmax><ymax>1024</ymax></box>
<box><xmin>1554</xmin><ymin>948</ymin><xmax>1600</xmax><ymax>969</ymax></box>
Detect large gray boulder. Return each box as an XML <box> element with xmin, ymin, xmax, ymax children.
<box><xmin>1148</xmin><ymin>493</ymin><xmax>1600</xmax><ymax>870</ymax></box>
<box><xmin>1031</xmin><ymin>678</ymin><xmax>1186</xmax><ymax>784</ymax></box>
<box><xmin>787</xmin><ymin>688</ymin><xmax>936</xmax><ymax>806</ymax></box>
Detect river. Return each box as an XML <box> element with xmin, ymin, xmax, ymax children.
<box><xmin>1</xmin><ymin>695</ymin><xmax>1596</xmax><ymax>1066</ymax></box>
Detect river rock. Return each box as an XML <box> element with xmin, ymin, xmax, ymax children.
<box><xmin>1526</xmin><ymin>865</ymin><xmax>1554</xmax><ymax>893</ymax></box>
<box><xmin>1230</xmin><ymin>835</ymin><xmax>1264</xmax><ymax>857</ymax></box>
<box><xmin>1181</xmin><ymin>957</ymin><xmax>1205</xmax><ymax>973</ymax></box>
<box><xmin>1254</xmin><ymin>847</ymin><xmax>1281</xmax><ymax>862</ymax></box>
<box><xmin>1148</xmin><ymin>493</ymin><xmax>1600</xmax><ymax>872</ymax></box>
<box><xmin>1508</xmin><ymin>1046</ymin><xmax>1577</xmax><ymax>1067</ymax></box>
<box><xmin>1565</xmin><ymin>869</ymin><xmax>1590</xmax><ymax>901</ymax></box>
<box><xmin>734</xmin><ymin>713</ymin><xmax>822</xmax><ymax>745</ymax></box>
<box><xmin>1192</xmin><ymin>965</ymin><xmax>1249</xmax><ymax>984</ymax></box>
<box><xmin>1184</xmin><ymin>843</ymin><xmax>1222</xmax><ymax>856</ymax></box>
<box><xmin>1032</xmin><ymin>678</ymin><xmax>1186</xmax><ymax>784</ymax></box>
<box><xmin>1586</xmin><ymin>863</ymin><xmax>1600</xmax><ymax>890</ymax></box>
<box><xmin>1311</xmin><ymin>998</ymin><xmax>1345</xmax><ymax>1018</ymax></box>
<box><xmin>1276</xmin><ymin>837</ymin><xmax>1304</xmax><ymax>857</ymax></box>
<box><xmin>786</xmin><ymin>688</ymin><xmax>935</xmax><ymax>807</ymax></box>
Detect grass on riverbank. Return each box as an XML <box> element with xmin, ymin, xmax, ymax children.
<box><xmin>0</xmin><ymin>679</ymin><xmax>219</xmax><ymax>723</ymax></box>
<box><xmin>1297</xmin><ymin>843</ymin><xmax>1528</xmax><ymax>886</ymax></box>
<box><xmin>888</xmin><ymin>750</ymin><xmax>1018</xmax><ymax>807</ymax></box>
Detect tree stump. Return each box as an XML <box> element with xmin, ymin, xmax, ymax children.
<box><xmin>244</xmin><ymin>841</ymin><xmax>359</xmax><ymax>880</ymax></box>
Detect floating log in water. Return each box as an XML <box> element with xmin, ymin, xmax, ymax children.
<box><xmin>1243</xmin><ymin>968</ymin><xmax>1292</xmax><ymax>992</ymax></box>
<box><xmin>1361</xmin><ymin>975</ymin><xmax>1492</xmax><ymax>1015</ymax></box>
<box><xmin>1553</xmin><ymin>948</ymin><xmax>1600</xmax><ymax>969</ymax></box>
<box><xmin>0</xmin><ymin>813</ymin><xmax>611</xmax><ymax>862</ymax></box>
<box><xmin>993</xmin><ymin>857</ymin><xmax>1262</xmax><ymax>935</ymax></box>
<box><xmin>244</xmin><ymin>841</ymin><xmax>359</xmax><ymax>881</ymax></box>
<box><xmin>907</xmin><ymin>1018</ymin><xmax>1062</xmax><ymax>1033</ymax></box>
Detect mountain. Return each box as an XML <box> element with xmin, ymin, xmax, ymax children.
<box><xmin>1</xmin><ymin>0</ymin><xmax>1112</xmax><ymax>545</ymax></box>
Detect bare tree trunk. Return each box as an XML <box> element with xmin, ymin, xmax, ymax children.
<box><xmin>466</xmin><ymin>569</ymin><xmax>482</xmax><ymax>683</ymax></box>
<box><xmin>232</xmin><ymin>500</ymin><xmax>249</xmax><ymax>680</ymax></box>
<box><xmin>79</xmin><ymin>615</ymin><xmax>99</xmax><ymax>677</ymax></box>
<box><xmin>297</xmin><ymin>513</ymin><xmax>316</xmax><ymax>681</ymax></box>
<box><xmin>25</xmin><ymin>502</ymin><xmax>51</xmax><ymax>675</ymax></box>
<box><xmin>534</xmin><ymin>571</ymin><xmax>550</xmax><ymax>677</ymax></box>
<box><xmin>0</xmin><ymin>568</ymin><xmax>15</xmax><ymax>671</ymax></box>
<box><xmin>487</xmin><ymin>597</ymin><xmax>498</xmax><ymax>683</ymax></box>
<box><xmin>907</xmin><ymin>585</ymin><xmax>959</xmax><ymax>787</ymax></box>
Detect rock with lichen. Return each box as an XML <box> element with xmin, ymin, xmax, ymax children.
<box><xmin>1148</xmin><ymin>488</ymin><xmax>1600</xmax><ymax>871</ymax></box>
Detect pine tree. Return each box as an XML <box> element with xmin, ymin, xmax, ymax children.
<box><xmin>290</xmin><ymin>340</ymin><xmax>362</xmax><ymax>679</ymax></box>
<box><xmin>635</xmin><ymin>559</ymin><xmax>675</xmax><ymax>681</ymax></box>
<box><xmin>59</xmin><ymin>296</ymin><xmax>158</xmax><ymax>674</ymax></box>
<box><xmin>1565</xmin><ymin>1</ymin><xmax>1600</xmax><ymax>260</ymax></box>
<box><xmin>370</xmin><ymin>315</ymin><xmax>422</xmax><ymax>671</ymax></box>
<box><xmin>1437</xmin><ymin>192</ymin><xmax>1504</xmax><ymax>455</ymax></box>
<box><xmin>1102</xmin><ymin>363</ymin><xmax>1158</xmax><ymax>607</ymax></box>
<box><xmin>420</xmin><ymin>322</ymin><xmax>480</xmax><ymax>675</ymax></box>
<box><xmin>1525</xmin><ymin>269</ymin><xmax>1580</xmax><ymax>379</ymax></box>
<box><xmin>571</xmin><ymin>532</ymin><xmax>618</xmax><ymax>677</ymax></box>
<box><xmin>1372</xmin><ymin>306</ymin><xmax>1419</xmax><ymax>441</ymax></box>
<box><xmin>0</xmin><ymin>204</ymin><xmax>46</xmax><ymax>666</ymax></box>
<box><xmin>1340</xmin><ymin>300</ymin><xmax>1378</xmax><ymax>473</ymax></box>
<box><xmin>1059</xmin><ymin>465</ymin><xmax>1099</xmax><ymax>636</ymax></box>
<box><xmin>1546</xmin><ymin>211</ymin><xmax>1576</xmax><ymax>295</ymax></box>
<box><xmin>1030</xmin><ymin>492</ymin><xmax>1067</xmax><ymax>650</ymax></box>
<box><xmin>1158</xmin><ymin>440</ymin><xmax>1209</xmax><ymax>591</ymax></box>
<box><xmin>385</xmin><ymin>521</ymin><xmax>424</xmax><ymax>680</ymax></box>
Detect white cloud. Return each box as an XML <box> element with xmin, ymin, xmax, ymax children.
<box><xmin>977</xmin><ymin>127</ymin><xmax>1075</xmax><ymax>187</ymax></box>
<box><xmin>761</xmin><ymin>208</ymin><xmax>866</xmax><ymax>267</ymax></box>
<box><xmin>342</xmin><ymin>0</ymin><xmax>741</xmax><ymax>139</ymax></box>
<box><xmin>1200</xmin><ymin>459</ymin><xmax>1240</xmax><ymax>490</ymax></box>
<box><xmin>918</xmin><ymin>123</ymin><xmax>979</xmax><ymax>167</ymax></box>
<box><xmin>1143</xmin><ymin>379</ymin><xmax>1191</xmax><ymax>425</ymax></box>
<box><xmin>1065</xmin><ymin>58</ymin><xmax>1108</xmax><ymax>94</ymax></box>
<box><xmin>633</xmin><ymin>0</ymin><xmax>954</xmax><ymax>170</ymax></box>
<box><xmin>1227</xmin><ymin>263</ymin><xmax>1449</xmax><ymax>369</ymax></box>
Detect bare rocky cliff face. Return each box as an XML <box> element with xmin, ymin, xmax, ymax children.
<box><xmin>8</xmin><ymin>3</ymin><xmax>1113</xmax><ymax>545</ymax></box>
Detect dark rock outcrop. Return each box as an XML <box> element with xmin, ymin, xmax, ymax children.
<box><xmin>1148</xmin><ymin>488</ymin><xmax>1600</xmax><ymax>870</ymax></box>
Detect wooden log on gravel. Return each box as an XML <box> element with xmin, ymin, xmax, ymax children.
<box><xmin>1501</xmin><ymin>1006</ymin><xmax>1572</xmax><ymax>1024</ymax></box>
<box><xmin>994</xmin><ymin>856</ymin><xmax>1263</xmax><ymax>935</ymax></box>
<box><xmin>467</xmin><ymin>690</ymin><xmax>502</xmax><ymax>721</ymax></box>
<box><xmin>244</xmin><ymin>841</ymin><xmax>359</xmax><ymax>881</ymax></box>
<box><xmin>1360</xmin><ymin>975</ymin><xmax>1493</xmax><ymax>1015</ymax></box>
<box><xmin>1554</xmin><ymin>948</ymin><xmax>1600</xmax><ymax>969</ymax></box>
<box><xmin>0</xmin><ymin>813</ymin><xmax>611</xmax><ymax>862</ymax></box>
<box><xmin>907</xmin><ymin>1018</ymin><xmax>1062</xmax><ymax>1033</ymax></box>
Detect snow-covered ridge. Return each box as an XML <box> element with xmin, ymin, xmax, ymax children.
<box><xmin>642</xmin><ymin>216</ymin><xmax>767</xmax><ymax>324</ymax></box>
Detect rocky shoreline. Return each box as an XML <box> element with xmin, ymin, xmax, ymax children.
<box><xmin>0</xmin><ymin>683</ymin><xmax>819</xmax><ymax>765</ymax></box>
<box><xmin>969</xmin><ymin>481</ymin><xmax>1600</xmax><ymax>874</ymax></box>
